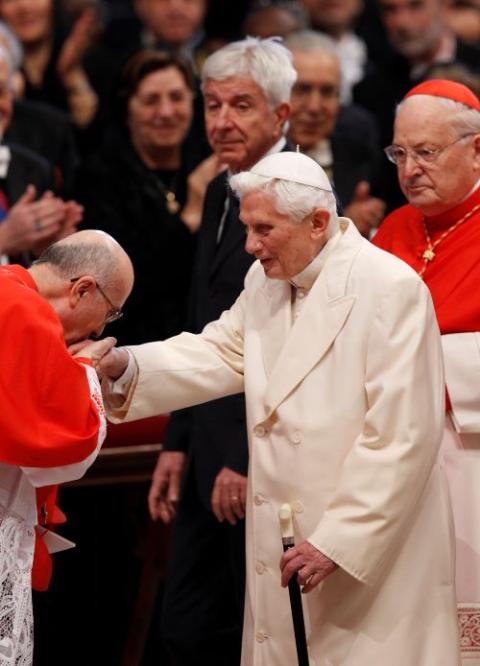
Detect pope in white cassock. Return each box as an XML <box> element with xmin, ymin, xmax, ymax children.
<box><xmin>102</xmin><ymin>152</ymin><xmax>460</xmax><ymax>665</ymax></box>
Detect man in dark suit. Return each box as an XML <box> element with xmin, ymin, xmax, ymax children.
<box><xmin>0</xmin><ymin>47</ymin><xmax>82</xmax><ymax>264</ymax></box>
<box><xmin>147</xmin><ymin>37</ymin><xmax>296</xmax><ymax>666</ymax></box>
<box><xmin>354</xmin><ymin>0</ymin><xmax>480</xmax><ymax>148</ymax></box>
<box><xmin>285</xmin><ymin>30</ymin><xmax>386</xmax><ymax>235</ymax></box>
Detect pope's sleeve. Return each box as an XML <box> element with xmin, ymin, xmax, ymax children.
<box><xmin>106</xmin><ymin>288</ymin><xmax>247</xmax><ymax>423</ymax></box>
<box><xmin>1</xmin><ymin>298</ymin><xmax>105</xmax><ymax>470</ymax></box>
<box><xmin>308</xmin><ymin>275</ymin><xmax>444</xmax><ymax>585</ymax></box>
<box><xmin>442</xmin><ymin>332</ymin><xmax>480</xmax><ymax>433</ymax></box>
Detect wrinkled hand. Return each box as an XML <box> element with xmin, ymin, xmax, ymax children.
<box><xmin>181</xmin><ymin>154</ymin><xmax>226</xmax><ymax>232</ymax></box>
<box><xmin>280</xmin><ymin>541</ymin><xmax>337</xmax><ymax>593</ymax></box>
<box><xmin>148</xmin><ymin>451</ymin><xmax>187</xmax><ymax>523</ymax></box>
<box><xmin>72</xmin><ymin>336</ymin><xmax>117</xmax><ymax>367</ymax></box>
<box><xmin>345</xmin><ymin>181</ymin><xmax>386</xmax><ymax>237</ymax></box>
<box><xmin>97</xmin><ymin>347</ymin><xmax>130</xmax><ymax>381</ymax></box>
<box><xmin>211</xmin><ymin>466</ymin><xmax>247</xmax><ymax>525</ymax></box>
<box><xmin>0</xmin><ymin>185</ymin><xmax>83</xmax><ymax>256</ymax></box>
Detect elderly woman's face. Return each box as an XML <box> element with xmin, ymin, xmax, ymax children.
<box><xmin>0</xmin><ymin>0</ymin><xmax>52</xmax><ymax>45</ymax></box>
<box><xmin>127</xmin><ymin>66</ymin><xmax>193</xmax><ymax>155</ymax></box>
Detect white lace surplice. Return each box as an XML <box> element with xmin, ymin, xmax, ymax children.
<box><xmin>0</xmin><ymin>364</ymin><xmax>106</xmax><ymax>666</ymax></box>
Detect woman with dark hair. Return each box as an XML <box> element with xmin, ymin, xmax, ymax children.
<box><xmin>74</xmin><ymin>49</ymin><xmax>208</xmax><ymax>345</ymax></box>
<box><xmin>0</xmin><ymin>0</ymin><xmax>111</xmax><ymax>129</ymax></box>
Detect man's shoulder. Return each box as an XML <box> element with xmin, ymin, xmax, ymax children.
<box><xmin>0</xmin><ymin>267</ymin><xmax>61</xmax><ymax>332</ymax></box>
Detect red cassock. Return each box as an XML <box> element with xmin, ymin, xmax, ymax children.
<box><xmin>0</xmin><ymin>265</ymin><xmax>101</xmax><ymax>467</ymax></box>
<box><xmin>373</xmin><ymin>185</ymin><xmax>480</xmax><ymax>663</ymax></box>
<box><xmin>0</xmin><ymin>264</ymin><xmax>106</xmax><ymax>663</ymax></box>
<box><xmin>372</xmin><ymin>186</ymin><xmax>480</xmax><ymax>334</ymax></box>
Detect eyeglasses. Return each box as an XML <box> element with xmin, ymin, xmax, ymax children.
<box><xmin>70</xmin><ymin>277</ymin><xmax>123</xmax><ymax>324</ymax></box>
<box><xmin>384</xmin><ymin>133</ymin><xmax>475</xmax><ymax>166</ymax></box>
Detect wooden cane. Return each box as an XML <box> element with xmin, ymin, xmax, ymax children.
<box><xmin>279</xmin><ymin>503</ymin><xmax>310</xmax><ymax>666</ymax></box>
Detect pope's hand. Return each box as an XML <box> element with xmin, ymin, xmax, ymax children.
<box><xmin>97</xmin><ymin>346</ymin><xmax>130</xmax><ymax>380</ymax></box>
<box><xmin>72</xmin><ymin>337</ymin><xmax>116</xmax><ymax>364</ymax></box>
<box><xmin>280</xmin><ymin>540</ymin><xmax>337</xmax><ymax>593</ymax></box>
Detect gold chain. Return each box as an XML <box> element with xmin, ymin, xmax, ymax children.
<box><xmin>418</xmin><ymin>203</ymin><xmax>480</xmax><ymax>277</ymax></box>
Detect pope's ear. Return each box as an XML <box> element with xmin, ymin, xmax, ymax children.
<box><xmin>311</xmin><ymin>208</ymin><xmax>330</xmax><ymax>237</ymax></box>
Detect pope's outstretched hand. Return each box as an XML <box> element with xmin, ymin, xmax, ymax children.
<box><xmin>97</xmin><ymin>347</ymin><xmax>130</xmax><ymax>380</ymax></box>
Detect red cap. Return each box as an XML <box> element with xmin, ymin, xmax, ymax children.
<box><xmin>404</xmin><ymin>79</ymin><xmax>480</xmax><ymax>111</ymax></box>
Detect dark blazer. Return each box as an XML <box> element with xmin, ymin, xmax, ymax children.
<box><xmin>75</xmin><ymin>132</ymin><xmax>199</xmax><ymax>345</ymax></box>
<box><xmin>2</xmin><ymin>142</ymin><xmax>54</xmax><ymax>205</ymax></box>
<box><xmin>164</xmin><ymin>170</ymin><xmax>253</xmax><ymax>509</ymax></box>
<box><xmin>6</xmin><ymin>100</ymin><xmax>78</xmax><ymax>196</ymax></box>
<box><xmin>330</xmin><ymin>133</ymin><xmax>383</xmax><ymax>208</ymax></box>
<box><xmin>353</xmin><ymin>38</ymin><xmax>480</xmax><ymax>146</ymax></box>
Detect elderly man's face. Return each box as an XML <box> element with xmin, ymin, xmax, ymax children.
<box><xmin>289</xmin><ymin>50</ymin><xmax>341</xmax><ymax>150</ymax></box>
<box><xmin>241</xmin><ymin>190</ymin><xmax>329</xmax><ymax>280</ymax></box>
<box><xmin>134</xmin><ymin>0</ymin><xmax>206</xmax><ymax>45</ymax></box>
<box><xmin>393</xmin><ymin>97</ymin><xmax>480</xmax><ymax>215</ymax></box>
<box><xmin>204</xmin><ymin>77</ymin><xmax>289</xmax><ymax>173</ymax></box>
<box><xmin>379</xmin><ymin>0</ymin><xmax>444</xmax><ymax>59</ymax></box>
<box><xmin>301</xmin><ymin>0</ymin><xmax>363</xmax><ymax>35</ymax></box>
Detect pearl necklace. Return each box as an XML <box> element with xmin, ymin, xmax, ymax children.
<box><xmin>418</xmin><ymin>203</ymin><xmax>480</xmax><ymax>278</ymax></box>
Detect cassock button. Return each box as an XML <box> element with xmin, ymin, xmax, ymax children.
<box><xmin>255</xmin><ymin>561</ymin><xmax>266</xmax><ymax>575</ymax></box>
<box><xmin>254</xmin><ymin>494</ymin><xmax>266</xmax><ymax>506</ymax></box>
<box><xmin>292</xmin><ymin>431</ymin><xmax>302</xmax><ymax>445</ymax></box>
<box><xmin>293</xmin><ymin>500</ymin><xmax>304</xmax><ymax>514</ymax></box>
<box><xmin>255</xmin><ymin>631</ymin><xmax>267</xmax><ymax>643</ymax></box>
<box><xmin>254</xmin><ymin>425</ymin><xmax>266</xmax><ymax>437</ymax></box>
<box><xmin>297</xmin><ymin>290</ymin><xmax>306</xmax><ymax>299</ymax></box>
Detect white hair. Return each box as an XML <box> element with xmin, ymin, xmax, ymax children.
<box><xmin>284</xmin><ymin>29</ymin><xmax>338</xmax><ymax>58</ymax></box>
<box><xmin>229</xmin><ymin>172</ymin><xmax>338</xmax><ymax>237</ymax></box>
<box><xmin>201</xmin><ymin>36</ymin><xmax>297</xmax><ymax>108</ymax></box>
<box><xmin>397</xmin><ymin>95</ymin><xmax>480</xmax><ymax>135</ymax></box>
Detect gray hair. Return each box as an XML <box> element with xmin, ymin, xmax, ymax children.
<box><xmin>33</xmin><ymin>242</ymin><xmax>119</xmax><ymax>291</ymax></box>
<box><xmin>229</xmin><ymin>172</ymin><xmax>338</xmax><ymax>236</ymax></box>
<box><xmin>284</xmin><ymin>29</ymin><xmax>338</xmax><ymax>57</ymax></box>
<box><xmin>397</xmin><ymin>95</ymin><xmax>480</xmax><ymax>135</ymax></box>
<box><xmin>201</xmin><ymin>36</ymin><xmax>297</xmax><ymax>108</ymax></box>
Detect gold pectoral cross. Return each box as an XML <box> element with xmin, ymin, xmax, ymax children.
<box><xmin>422</xmin><ymin>248</ymin><xmax>435</xmax><ymax>262</ymax></box>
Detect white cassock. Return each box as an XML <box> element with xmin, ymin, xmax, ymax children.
<box><xmin>441</xmin><ymin>334</ymin><xmax>480</xmax><ymax>664</ymax></box>
<box><xmin>106</xmin><ymin>220</ymin><xmax>460</xmax><ymax>665</ymax></box>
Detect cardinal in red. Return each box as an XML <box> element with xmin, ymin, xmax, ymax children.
<box><xmin>373</xmin><ymin>80</ymin><xmax>480</xmax><ymax>664</ymax></box>
<box><xmin>0</xmin><ymin>230</ymin><xmax>133</xmax><ymax>665</ymax></box>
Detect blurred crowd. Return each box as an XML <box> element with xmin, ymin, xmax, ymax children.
<box><xmin>2</xmin><ymin>0</ymin><xmax>477</xmax><ymax>664</ymax></box>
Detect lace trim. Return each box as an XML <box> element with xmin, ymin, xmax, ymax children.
<box><xmin>0</xmin><ymin>510</ymin><xmax>34</xmax><ymax>665</ymax></box>
<box><xmin>459</xmin><ymin>604</ymin><xmax>480</xmax><ymax>656</ymax></box>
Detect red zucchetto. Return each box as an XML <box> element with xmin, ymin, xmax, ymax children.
<box><xmin>404</xmin><ymin>79</ymin><xmax>480</xmax><ymax>111</ymax></box>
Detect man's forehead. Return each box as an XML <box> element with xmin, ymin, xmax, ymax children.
<box><xmin>204</xmin><ymin>76</ymin><xmax>266</xmax><ymax>100</ymax></box>
<box><xmin>292</xmin><ymin>53</ymin><xmax>341</xmax><ymax>84</ymax></box>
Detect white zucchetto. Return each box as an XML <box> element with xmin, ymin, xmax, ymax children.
<box><xmin>249</xmin><ymin>152</ymin><xmax>333</xmax><ymax>192</ymax></box>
